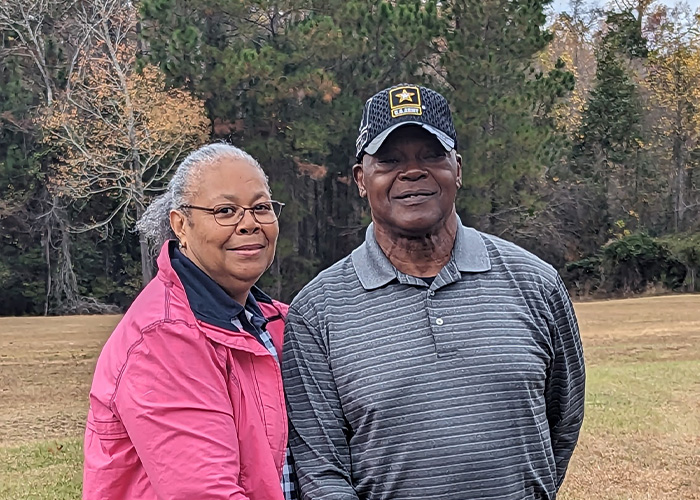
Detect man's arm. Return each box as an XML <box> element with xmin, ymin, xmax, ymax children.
<box><xmin>545</xmin><ymin>275</ymin><xmax>586</xmax><ymax>489</ymax></box>
<box><xmin>282</xmin><ymin>304</ymin><xmax>359</xmax><ymax>500</ymax></box>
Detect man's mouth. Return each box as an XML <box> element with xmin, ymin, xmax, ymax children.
<box><xmin>394</xmin><ymin>190</ymin><xmax>436</xmax><ymax>200</ymax></box>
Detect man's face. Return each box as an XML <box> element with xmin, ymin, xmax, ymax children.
<box><xmin>353</xmin><ymin>126</ymin><xmax>462</xmax><ymax>237</ymax></box>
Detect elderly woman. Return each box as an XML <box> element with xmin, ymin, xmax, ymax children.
<box><xmin>83</xmin><ymin>144</ymin><xmax>296</xmax><ymax>500</ymax></box>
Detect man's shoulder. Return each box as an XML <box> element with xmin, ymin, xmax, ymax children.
<box><xmin>290</xmin><ymin>253</ymin><xmax>359</xmax><ymax>310</ymax></box>
<box><xmin>476</xmin><ymin>230</ymin><xmax>559</xmax><ymax>284</ymax></box>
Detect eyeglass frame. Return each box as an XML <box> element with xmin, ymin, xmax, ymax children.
<box><xmin>178</xmin><ymin>200</ymin><xmax>285</xmax><ymax>227</ymax></box>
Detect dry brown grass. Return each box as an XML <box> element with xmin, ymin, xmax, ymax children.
<box><xmin>0</xmin><ymin>315</ymin><xmax>120</xmax><ymax>446</ymax></box>
<box><xmin>0</xmin><ymin>295</ymin><xmax>698</xmax><ymax>499</ymax></box>
<box><xmin>559</xmin><ymin>295</ymin><xmax>700</xmax><ymax>500</ymax></box>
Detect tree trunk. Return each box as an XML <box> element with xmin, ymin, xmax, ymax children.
<box><xmin>272</xmin><ymin>256</ymin><xmax>282</xmax><ymax>300</ymax></box>
<box><xmin>135</xmin><ymin>185</ymin><xmax>154</xmax><ymax>286</ymax></box>
<box><xmin>140</xmin><ymin>232</ymin><xmax>155</xmax><ymax>286</ymax></box>
<box><xmin>43</xmin><ymin>223</ymin><xmax>52</xmax><ymax>316</ymax></box>
<box><xmin>672</xmin><ymin>107</ymin><xmax>685</xmax><ymax>232</ymax></box>
<box><xmin>42</xmin><ymin>196</ymin><xmax>82</xmax><ymax>313</ymax></box>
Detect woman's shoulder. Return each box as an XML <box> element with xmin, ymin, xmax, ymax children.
<box><xmin>257</xmin><ymin>299</ymin><xmax>288</xmax><ymax>324</ymax></box>
<box><xmin>270</xmin><ymin>299</ymin><xmax>289</xmax><ymax>317</ymax></box>
<box><xmin>251</xmin><ymin>286</ymin><xmax>289</xmax><ymax>320</ymax></box>
<box><xmin>110</xmin><ymin>275</ymin><xmax>196</xmax><ymax>347</ymax></box>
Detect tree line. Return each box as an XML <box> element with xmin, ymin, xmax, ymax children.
<box><xmin>0</xmin><ymin>0</ymin><xmax>698</xmax><ymax>316</ymax></box>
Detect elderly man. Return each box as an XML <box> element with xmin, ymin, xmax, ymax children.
<box><xmin>282</xmin><ymin>84</ymin><xmax>585</xmax><ymax>500</ymax></box>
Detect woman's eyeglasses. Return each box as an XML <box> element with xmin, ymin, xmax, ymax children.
<box><xmin>179</xmin><ymin>201</ymin><xmax>284</xmax><ymax>226</ymax></box>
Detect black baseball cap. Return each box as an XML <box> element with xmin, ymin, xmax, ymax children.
<box><xmin>355</xmin><ymin>83</ymin><xmax>457</xmax><ymax>161</ymax></box>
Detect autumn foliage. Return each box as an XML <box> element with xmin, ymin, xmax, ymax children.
<box><xmin>38</xmin><ymin>8</ymin><xmax>208</xmax><ymax>223</ymax></box>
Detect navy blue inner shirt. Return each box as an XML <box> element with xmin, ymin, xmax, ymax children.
<box><xmin>169</xmin><ymin>243</ymin><xmax>270</xmax><ymax>344</ymax></box>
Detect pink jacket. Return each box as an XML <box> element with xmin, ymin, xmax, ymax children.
<box><xmin>83</xmin><ymin>243</ymin><xmax>289</xmax><ymax>500</ymax></box>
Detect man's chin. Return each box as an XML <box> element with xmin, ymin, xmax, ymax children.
<box><xmin>389</xmin><ymin>220</ymin><xmax>444</xmax><ymax>238</ymax></box>
<box><xmin>374</xmin><ymin>211</ymin><xmax>456</xmax><ymax>239</ymax></box>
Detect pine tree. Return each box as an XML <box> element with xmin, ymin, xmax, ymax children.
<box><xmin>573</xmin><ymin>9</ymin><xmax>650</xmax><ymax>240</ymax></box>
<box><xmin>139</xmin><ymin>0</ymin><xmax>444</xmax><ymax>298</ymax></box>
<box><xmin>438</xmin><ymin>0</ymin><xmax>574</xmax><ymax>235</ymax></box>
<box><xmin>0</xmin><ymin>56</ymin><xmax>47</xmax><ymax>314</ymax></box>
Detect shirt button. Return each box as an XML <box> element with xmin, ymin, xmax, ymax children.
<box><xmin>428</xmin><ymin>290</ymin><xmax>435</xmax><ymax>296</ymax></box>
<box><xmin>436</xmin><ymin>318</ymin><xmax>444</xmax><ymax>326</ymax></box>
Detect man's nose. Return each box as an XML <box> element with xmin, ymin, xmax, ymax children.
<box><xmin>398</xmin><ymin>160</ymin><xmax>428</xmax><ymax>181</ymax></box>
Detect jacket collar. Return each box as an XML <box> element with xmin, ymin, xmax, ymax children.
<box><xmin>157</xmin><ymin>240</ymin><xmax>278</xmax><ymax>330</ymax></box>
<box><xmin>351</xmin><ymin>216</ymin><xmax>492</xmax><ymax>290</ymax></box>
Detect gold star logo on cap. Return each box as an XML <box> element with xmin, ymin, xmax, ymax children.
<box><xmin>389</xmin><ymin>86</ymin><xmax>422</xmax><ymax>118</ymax></box>
<box><xmin>397</xmin><ymin>89</ymin><xmax>415</xmax><ymax>103</ymax></box>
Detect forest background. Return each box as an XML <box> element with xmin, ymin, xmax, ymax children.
<box><xmin>1</xmin><ymin>0</ymin><xmax>699</xmax><ymax>315</ymax></box>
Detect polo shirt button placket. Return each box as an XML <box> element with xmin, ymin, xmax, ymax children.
<box><xmin>430</xmin><ymin>314</ymin><xmax>453</xmax><ymax>358</ymax></box>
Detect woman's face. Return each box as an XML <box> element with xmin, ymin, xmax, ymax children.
<box><xmin>170</xmin><ymin>157</ymin><xmax>279</xmax><ymax>303</ymax></box>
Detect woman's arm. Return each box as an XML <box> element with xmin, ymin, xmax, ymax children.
<box><xmin>113</xmin><ymin>322</ymin><xmax>251</xmax><ymax>500</ymax></box>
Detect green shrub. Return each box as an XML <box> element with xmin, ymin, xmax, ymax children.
<box><xmin>657</xmin><ymin>233</ymin><xmax>700</xmax><ymax>292</ymax></box>
<box><xmin>599</xmin><ymin>233</ymin><xmax>686</xmax><ymax>293</ymax></box>
<box><xmin>564</xmin><ymin>232</ymin><xmax>692</xmax><ymax>296</ymax></box>
<box><xmin>564</xmin><ymin>256</ymin><xmax>602</xmax><ymax>297</ymax></box>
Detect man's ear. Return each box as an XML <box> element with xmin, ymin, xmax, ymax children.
<box><xmin>169</xmin><ymin>210</ymin><xmax>188</xmax><ymax>248</ymax></box>
<box><xmin>455</xmin><ymin>153</ymin><xmax>463</xmax><ymax>189</ymax></box>
<box><xmin>353</xmin><ymin>163</ymin><xmax>367</xmax><ymax>198</ymax></box>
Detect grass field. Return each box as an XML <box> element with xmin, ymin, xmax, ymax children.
<box><xmin>1</xmin><ymin>295</ymin><xmax>699</xmax><ymax>499</ymax></box>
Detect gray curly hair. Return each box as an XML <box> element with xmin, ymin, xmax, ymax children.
<box><xmin>137</xmin><ymin>143</ymin><xmax>268</xmax><ymax>250</ymax></box>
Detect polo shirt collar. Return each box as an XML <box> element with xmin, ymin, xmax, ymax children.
<box><xmin>351</xmin><ymin>216</ymin><xmax>491</xmax><ymax>291</ymax></box>
<box><xmin>453</xmin><ymin>218</ymin><xmax>492</xmax><ymax>274</ymax></box>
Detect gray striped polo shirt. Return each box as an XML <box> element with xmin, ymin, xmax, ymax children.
<box><xmin>282</xmin><ymin>220</ymin><xmax>585</xmax><ymax>500</ymax></box>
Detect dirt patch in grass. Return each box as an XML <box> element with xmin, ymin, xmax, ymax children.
<box><xmin>575</xmin><ymin>295</ymin><xmax>700</xmax><ymax>339</ymax></box>
<box><xmin>561</xmin><ymin>433</ymin><xmax>700</xmax><ymax>500</ymax></box>
<box><xmin>575</xmin><ymin>295</ymin><xmax>700</xmax><ymax>367</ymax></box>
<box><xmin>0</xmin><ymin>315</ymin><xmax>119</xmax><ymax>445</ymax></box>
